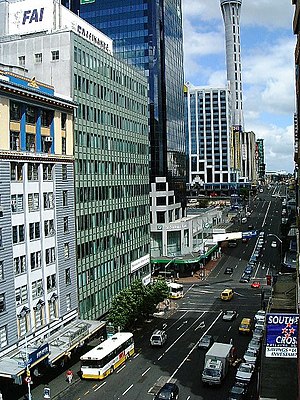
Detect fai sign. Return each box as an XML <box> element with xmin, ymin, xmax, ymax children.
<box><xmin>266</xmin><ymin>313</ymin><xmax>299</xmax><ymax>358</ymax></box>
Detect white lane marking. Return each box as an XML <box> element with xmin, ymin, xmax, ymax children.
<box><xmin>142</xmin><ymin>367</ymin><xmax>151</xmax><ymax>376</ymax></box>
<box><xmin>94</xmin><ymin>381</ymin><xmax>106</xmax><ymax>391</ymax></box>
<box><xmin>262</xmin><ymin>202</ymin><xmax>271</xmax><ymax>227</ymax></box>
<box><xmin>133</xmin><ymin>353</ymin><xmax>140</xmax><ymax>359</ymax></box>
<box><xmin>122</xmin><ymin>384</ymin><xmax>133</xmax><ymax>396</ymax></box>
<box><xmin>184</xmin><ymin>284</ymin><xmax>195</xmax><ymax>295</ymax></box>
<box><xmin>177</xmin><ymin>321</ymin><xmax>188</xmax><ymax>331</ymax></box>
<box><xmin>157</xmin><ymin>312</ymin><xmax>206</xmax><ymax>361</ymax></box>
<box><xmin>166</xmin><ymin>311</ymin><xmax>189</xmax><ymax>332</ymax></box>
<box><xmin>169</xmin><ymin>311</ymin><xmax>223</xmax><ymax>380</ymax></box>
<box><xmin>195</xmin><ymin>321</ymin><xmax>205</xmax><ymax>331</ymax></box>
<box><xmin>116</xmin><ymin>365</ymin><xmax>126</xmax><ymax>374</ymax></box>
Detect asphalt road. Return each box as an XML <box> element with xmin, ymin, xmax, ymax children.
<box><xmin>19</xmin><ymin>186</ymin><xmax>285</xmax><ymax>400</ymax></box>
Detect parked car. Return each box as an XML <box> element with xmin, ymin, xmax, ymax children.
<box><xmin>198</xmin><ymin>335</ymin><xmax>214</xmax><ymax>350</ymax></box>
<box><xmin>243</xmin><ymin>348</ymin><xmax>258</xmax><ymax>364</ymax></box>
<box><xmin>252</xmin><ymin>327</ymin><xmax>264</xmax><ymax>341</ymax></box>
<box><xmin>223</xmin><ymin>310</ymin><xmax>237</xmax><ymax>321</ymax></box>
<box><xmin>228</xmin><ymin>383</ymin><xmax>247</xmax><ymax>400</ymax></box>
<box><xmin>251</xmin><ymin>281</ymin><xmax>261</xmax><ymax>289</ymax></box>
<box><xmin>154</xmin><ymin>383</ymin><xmax>179</xmax><ymax>400</ymax></box>
<box><xmin>247</xmin><ymin>338</ymin><xmax>261</xmax><ymax>352</ymax></box>
<box><xmin>239</xmin><ymin>274</ymin><xmax>250</xmax><ymax>283</ymax></box>
<box><xmin>236</xmin><ymin>362</ymin><xmax>255</xmax><ymax>384</ymax></box>
<box><xmin>254</xmin><ymin>310</ymin><xmax>266</xmax><ymax>323</ymax></box>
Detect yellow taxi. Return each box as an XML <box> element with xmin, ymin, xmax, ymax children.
<box><xmin>220</xmin><ymin>288</ymin><xmax>234</xmax><ymax>301</ymax></box>
<box><xmin>239</xmin><ymin>318</ymin><xmax>252</xmax><ymax>334</ymax></box>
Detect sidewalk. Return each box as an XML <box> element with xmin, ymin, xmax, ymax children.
<box><xmin>177</xmin><ymin>256</ymin><xmax>223</xmax><ymax>284</ymax></box>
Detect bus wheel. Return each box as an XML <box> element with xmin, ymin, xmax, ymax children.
<box><xmin>110</xmin><ymin>367</ymin><xmax>114</xmax><ymax>374</ymax></box>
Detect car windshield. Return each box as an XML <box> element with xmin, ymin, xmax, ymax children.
<box><xmin>245</xmin><ymin>350</ymin><xmax>255</xmax><ymax>356</ymax></box>
<box><xmin>239</xmin><ymin>365</ymin><xmax>251</xmax><ymax>373</ymax></box>
<box><xmin>205</xmin><ymin>368</ymin><xmax>221</xmax><ymax>377</ymax></box>
<box><xmin>157</xmin><ymin>390</ymin><xmax>173</xmax><ymax>399</ymax></box>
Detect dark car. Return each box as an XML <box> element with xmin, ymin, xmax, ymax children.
<box><xmin>239</xmin><ymin>274</ymin><xmax>250</xmax><ymax>283</ymax></box>
<box><xmin>198</xmin><ymin>334</ymin><xmax>213</xmax><ymax>349</ymax></box>
<box><xmin>228</xmin><ymin>383</ymin><xmax>247</xmax><ymax>399</ymax></box>
<box><xmin>224</xmin><ymin>267</ymin><xmax>233</xmax><ymax>275</ymax></box>
<box><xmin>154</xmin><ymin>383</ymin><xmax>179</xmax><ymax>400</ymax></box>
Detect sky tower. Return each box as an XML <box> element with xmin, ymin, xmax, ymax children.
<box><xmin>220</xmin><ymin>0</ymin><xmax>244</xmax><ymax>128</ymax></box>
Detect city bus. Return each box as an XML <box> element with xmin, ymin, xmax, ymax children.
<box><xmin>80</xmin><ymin>332</ymin><xmax>134</xmax><ymax>380</ymax></box>
<box><xmin>168</xmin><ymin>282</ymin><xmax>184</xmax><ymax>299</ymax></box>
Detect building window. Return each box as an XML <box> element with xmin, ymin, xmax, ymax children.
<box><xmin>51</xmin><ymin>50</ymin><xmax>59</xmax><ymax>61</ymax></box>
<box><xmin>14</xmin><ymin>255</ymin><xmax>26</xmax><ymax>275</ymax></box>
<box><xmin>44</xmin><ymin>219</ymin><xmax>55</xmax><ymax>237</ymax></box>
<box><xmin>35</xmin><ymin>53</ymin><xmax>42</xmax><ymax>63</ymax></box>
<box><xmin>49</xmin><ymin>299</ymin><xmax>57</xmax><ymax>319</ymax></box>
<box><xmin>0</xmin><ymin>228</ymin><xmax>2</xmax><ymax>248</ymax></box>
<box><xmin>18</xmin><ymin>314</ymin><xmax>28</xmax><ymax>337</ymax></box>
<box><xmin>18</xmin><ymin>55</ymin><xmax>25</xmax><ymax>66</ymax></box>
<box><xmin>10</xmin><ymin>131</ymin><xmax>20</xmax><ymax>151</ymax></box>
<box><xmin>30</xmin><ymin>251</ymin><xmax>41</xmax><ymax>270</ymax></box>
<box><xmin>28</xmin><ymin>163</ymin><xmax>39</xmax><ymax>180</ymax></box>
<box><xmin>66</xmin><ymin>294</ymin><xmax>71</xmax><ymax>311</ymax></box>
<box><xmin>0</xmin><ymin>326</ymin><xmax>7</xmax><ymax>348</ymax></box>
<box><xmin>64</xmin><ymin>243</ymin><xmax>69</xmax><ymax>258</ymax></box>
<box><xmin>43</xmin><ymin>192</ymin><xmax>54</xmax><ymax>209</ymax></box>
<box><xmin>63</xmin><ymin>217</ymin><xmax>69</xmax><ymax>233</ymax></box>
<box><xmin>29</xmin><ymin>222</ymin><xmax>40</xmax><ymax>240</ymax></box>
<box><xmin>34</xmin><ymin>306</ymin><xmax>44</xmax><ymax>328</ymax></box>
<box><xmin>0</xmin><ymin>261</ymin><xmax>3</xmax><ymax>281</ymax></box>
<box><xmin>62</xmin><ymin>191</ymin><xmax>68</xmax><ymax>207</ymax></box>
<box><xmin>0</xmin><ymin>294</ymin><xmax>6</xmax><ymax>313</ymax></box>
<box><xmin>11</xmin><ymin>194</ymin><xmax>24</xmax><ymax>213</ymax></box>
<box><xmin>26</xmin><ymin>133</ymin><xmax>36</xmax><ymax>152</ymax></box>
<box><xmin>32</xmin><ymin>279</ymin><xmax>43</xmax><ymax>299</ymax></box>
<box><xmin>10</xmin><ymin>162</ymin><xmax>23</xmax><ymax>181</ymax></box>
<box><xmin>10</xmin><ymin>102</ymin><xmax>22</xmax><ymax>121</ymax></box>
<box><xmin>28</xmin><ymin>193</ymin><xmax>39</xmax><ymax>212</ymax></box>
<box><xmin>62</xmin><ymin>137</ymin><xmax>66</xmax><ymax>155</ymax></box>
<box><xmin>45</xmin><ymin>247</ymin><xmax>56</xmax><ymax>265</ymax></box>
<box><xmin>43</xmin><ymin>164</ymin><xmax>53</xmax><ymax>180</ymax></box>
<box><xmin>65</xmin><ymin>268</ymin><xmax>71</xmax><ymax>286</ymax></box>
<box><xmin>12</xmin><ymin>224</ymin><xmax>25</xmax><ymax>244</ymax></box>
<box><xmin>62</xmin><ymin>165</ymin><xmax>67</xmax><ymax>180</ymax></box>
<box><xmin>47</xmin><ymin>274</ymin><xmax>56</xmax><ymax>292</ymax></box>
<box><xmin>15</xmin><ymin>285</ymin><xmax>28</xmax><ymax>306</ymax></box>
<box><xmin>61</xmin><ymin>113</ymin><xmax>67</xmax><ymax>129</ymax></box>
<box><xmin>26</xmin><ymin>105</ymin><xmax>36</xmax><ymax>124</ymax></box>
<box><xmin>41</xmin><ymin>109</ymin><xmax>53</xmax><ymax>127</ymax></box>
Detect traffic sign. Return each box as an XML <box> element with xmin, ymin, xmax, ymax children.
<box><xmin>24</xmin><ymin>376</ymin><xmax>31</xmax><ymax>384</ymax></box>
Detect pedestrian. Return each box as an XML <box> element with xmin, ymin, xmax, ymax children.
<box><xmin>66</xmin><ymin>369</ymin><xmax>73</xmax><ymax>383</ymax></box>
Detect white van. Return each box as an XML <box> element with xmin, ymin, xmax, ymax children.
<box><xmin>150</xmin><ymin>330</ymin><xmax>167</xmax><ymax>346</ymax></box>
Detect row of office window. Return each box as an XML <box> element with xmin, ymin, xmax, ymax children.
<box><xmin>10</xmin><ymin>102</ymin><xmax>61</xmax><ymax>128</ymax></box>
<box><xmin>77</xmin><ymin>205</ymin><xmax>149</xmax><ymax>231</ymax></box>
<box><xmin>10</xmin><ymin>163</ymin><xmax>55</xmax><ymax>181</ymax></box>
<box><xmin>76</xmin><ymin>184</ymin><xmax>148</xmax><ymax>204</ymax></box>
<box><xmin>74</xmin><ymin>46</ymin><xmax>147</xmax><ymax>96</ymax></box>
<box><xmin>76</xmin><ymin>159</ymin><xmax>148</xmax><ymax>176</ymax></box>
<box><xmin>77</xmin><ymin>228</ymin><xmax>149</xmax><ymax>261</ymax></box>
<box><xmin>18</xmin><ymin>50</ymin><xmax>60</xmax><ymax>67</ymax></box>
<box><xmin>76</xmin><ymin>131</ymin><xmax>148</xmax><ymax>155</ymax></box>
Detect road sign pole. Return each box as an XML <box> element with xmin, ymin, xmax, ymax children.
<box><xmin>26</xmin><ymin>367</ymin><xmax>31</xmax><ymax>400</ymax></box>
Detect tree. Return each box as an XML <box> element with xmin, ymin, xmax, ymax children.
<box><xmin>108</xmin><ymin>279</ymin><xmax>169</xmax><ymax>331</ymax></box>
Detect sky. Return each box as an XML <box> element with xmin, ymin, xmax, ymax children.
<box><xmin>182</xmin><ymin>0</ymin><xmax>296</xmax><ymax>173</ymax></box>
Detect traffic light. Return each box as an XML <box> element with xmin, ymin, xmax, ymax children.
<box><xmin>266</xmin><ymin>274</ymin><xmax>272</xmax><ymax>286</ymax></box>
<box><xmin>26</xmin><ymin>369</ymin><xmax>30</xmax><ymax>377</ymax></box>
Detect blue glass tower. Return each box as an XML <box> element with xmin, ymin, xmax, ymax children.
<box><xmin>63</xmin><ymin>0</ymin><xmax>186</xmax><ymax>204</ymax></box>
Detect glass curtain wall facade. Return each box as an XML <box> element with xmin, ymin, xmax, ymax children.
<box><xmin>63</xmin><ymin>0</ymin><xmax>186</xmax><ymax>205</ymax></box>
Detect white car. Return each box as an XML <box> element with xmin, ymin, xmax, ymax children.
<box><xmin>271</xmin><ymin>241</ymin><xmax>277</xmax><ymax>248</ymax></box>
<box><xmin>254</xmin><ymin>310</ymin><xmax>266</xmax><ymax>323</ymax></box>
<box><xmin>243</xmin><ymin>348</ymin><xmax>258</xmax><ymax>364</ymax></box>
<box><xmin>248</xmin><ymin>338</ymin><xmax>261</xmax><ymax>352</ymax></box>
<box><xmin>255</xmin><ymin>320</ymin><xmax>265</xmax><ymax>331</ymax></box>
<box><xmin>236</xmin><ymin>362</ymin><xmax>255</xmax><ymax>383</ymax></box>
<box><xmin>252</xmin><ymin>327</ymin><xmax>264</xmax><ymax>341</ymax></box>
<box><xmin>222</xmin><ymin>310</ymin><xmax>237</xmax><ymax>321</ymax></box>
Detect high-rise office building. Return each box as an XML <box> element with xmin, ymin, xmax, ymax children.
<box><xmin>63</xmin><ymin>0</ymin><xmax>186</xmax><ymax>205</ymax></box>
<box><xmin>184</xmin><ymin>84</ymin><xmax>232</xmax><ymax>192</ymax></box>
<box><xmin>0</xmin><ymin>0</ymin><xmax>151</xmax><ymax>320</ymax></box>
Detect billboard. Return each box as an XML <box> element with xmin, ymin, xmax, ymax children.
<box><xmin>265</xmin><ymin>313</ymin><xmax>299</xmax><ymax>358</ymax></box>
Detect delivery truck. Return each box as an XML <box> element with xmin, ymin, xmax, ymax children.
<box><xmin>201</xmin><ymin>342</ymin><xmax>233</xmax><ymax>385</ymax></box>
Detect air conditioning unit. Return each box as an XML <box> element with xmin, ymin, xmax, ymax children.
<box><xmin>44</xmin><ymin>137</ymin><xmax>53</xmax><ymax>142</ymax></box>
